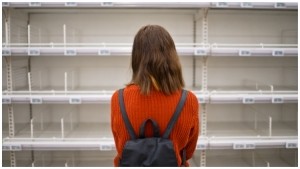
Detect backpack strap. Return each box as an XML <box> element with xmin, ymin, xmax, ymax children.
<box><xmin>139</xmin><ymin>118</ymin><xmax>160</xmax><ymax>138</ymax></box>
<box><xmin>162</xmin><ymin>90</ymin><xmax>188</xmax><ymax>139</ymax></box>
<box><xmin>118</xmin><ymin>89</ymin><xmax>136</xmax><ymax>140</ymax></box>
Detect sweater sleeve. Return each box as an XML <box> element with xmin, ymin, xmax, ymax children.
<box><xmin>111</xmin><ymin>90</ymin><xmax>122</xmax><ymax>166</ymax></box>
<box><xmin>185</xmin><ymin>93</ymin><xmax>200</xmax><ymax>161</ymax></box>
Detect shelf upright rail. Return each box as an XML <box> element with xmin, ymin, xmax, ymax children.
<box><xmin>200</xmin><ymin>8</ymin><xmax>209</xmax><ymax>167</ymax></box>
<box><xmin>3</xmin><ymin>8</ymin><xmax>17</xmax><ymax>167</ymax></box>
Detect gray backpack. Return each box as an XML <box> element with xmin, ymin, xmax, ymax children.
<box><xmin>118</xmin><ymin>89</ymin><xmax>188</xmax><ymax>167</ymax></box>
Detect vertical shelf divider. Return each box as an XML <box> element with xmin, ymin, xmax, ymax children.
<box><xmin>200</xmin><ymin>7</ymin><xmax>209</xmax><ymax>167</ymax></box>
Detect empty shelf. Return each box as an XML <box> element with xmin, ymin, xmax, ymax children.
<box><xmin>2</xmin><ymin>43</ymin><xmax>297</xmax><ymax>57</ymax></box>
<box><xmin>3</xmin><ymin>122</ymin><xmax>297</xmax><ymax>151</ymax></box>
<box><xmin>3</xmin><ymin>2</ymin><xmax>297</xmax><ymax>10</ymax></box>
<box><xmin>4</xmin><ymin>123</ymin><xmax>112</xmax><ymax>139</ymax></box>
<box><xmin>2</xmin><ymin>89</ymin><xmax>297</xmax><ymax>104</ymax></box>
<box><xmin>207</xmin><ymin>121</ymin><xmax>297</xmax><ymax>137</ymax></box>
<box><xmin>2</xmin><ymin>151</ymin><xmax>116</xmax><ymax>167</ymax></box>
<box><xmin>206</xmin><ymin>149</ymin><xmax>297</xmax><ymax>167</ymax></box>
<box><xmin>3</xmin><ymin>136</ymin><xmax>297</xmax><ymax>151</ymax></box>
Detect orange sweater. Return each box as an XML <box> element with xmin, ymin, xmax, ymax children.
<box><xmin>111</xmin><ymin>84</ymin><xmax>199</xmax><ymax>166</ymax></box>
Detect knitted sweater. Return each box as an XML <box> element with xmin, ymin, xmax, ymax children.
<box><xmin>111</xmin><ymin>84</ymin><xmax>199</xmax><ymax>166</ymax></box>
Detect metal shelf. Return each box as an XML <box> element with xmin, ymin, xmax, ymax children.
<box><xmin>2</xmin><ymin>89</ymin><xmax>297</xmax><ymax>104</ymax></box>
<box><xmin>2</xmin><ymin>136</ymin><xmax>297</xmax><ymax>151</ymax></box>
<box><xmin>2</xmin><ymin>2</ymin><xmax>298</xmax><ymax>10</ymax></box>
<box><xmin>2</xmin><ymin>119</ymin><xmax>297</xmax><ymax>151</ymax></box>
<box><xmin>198</xmin><ymin>136</ymin><xmax>298</xmax><ymax>150</ymax></box>
<box><xmin>2</xmin><ymin>43</ymin><xmax>297</xmax><ymax>57</ymax></box>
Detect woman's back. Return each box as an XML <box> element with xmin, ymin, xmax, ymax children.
<box><xmin>111</xmin><ymin>25</ymin><xmax>199</xmax><ymax>166</ymax></box>
<box><xmin>111</xmin><ymin>84</ymin><xmax>199</xmax><ymax>166</ymax></box>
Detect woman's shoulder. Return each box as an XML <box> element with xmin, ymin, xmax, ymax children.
<box><xmin>186</xmin><ymin>90</ymin><xmax>198</xmax><ymax>102</ymax></box>
<box><xmin>112</xmin><ymin>85</ymin><xmax>140</xmax><ymax>98</ymax></box>
<box><xmin>185</xmin><ymin>90</ymin><xmax>199</xmax><ymax>114</ymax></box>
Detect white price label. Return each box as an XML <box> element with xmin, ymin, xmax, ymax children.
<box><xmin>245</xmin><ymin>143</ymin><xmax>255</xmax><ymax>149</ymax></box>
<box><xmin>98</xmin><ymin>49</ymin><xmax>111</xmax><ymax>55</ymax></box>
<box><xmin>196</xmin><ymin>144</ymin><xmax>206</xmax><ymax>150</ymax></box>
<box><xmin>198</xmin><ymin>97</ymin><xmax>205</xmax><ymax>103</ymax></box>
<box><xmin>241</xmin><ymin>2</ymin><xmax>253</xmax><ymax>8</ymax></box>
<box><xmin>69</xmin><ymin>97</ymin><xmax>82</xmax><ymax>104</ymax></box>
<box><xmin>272</xmin><ymin>97</ymin><xmax>284</xmax><ymax>104</ymax></box>
<box><xmin>29</xmin><ymin>2</ymin><xmax>41</xmax><ymax>6</ymax></box>
<box><xmin>65</xmin><ymin>2</ymin><xmax>77</xmax><ymax>6</ymax></box>
<box><xmin>243</xmin><ymin>97</ymin><xmax>255</xmax><ymax>104</ymax></box>
<box><xmin>275</xmin><ymin>3</ymin><xmax>286</xmax><ymax>8</ymax></box>
<box><xmin>194</xmin><ymin>48</ymin><xmax>207</xmax><ymax>56</ymax></box>
<box><xmin>30</xmin><ymin>97</ymin><xmax>43</xmax><ymax>104</ymax></box>
<box><xmin>101</xmin><ymin>2</ymin><xmax>114</xmax><ymax>6</ymax></box>
<box><xmin>234</xmin><ymin>143</ymin><xmax>255</xmax><ymax>149</ymax></box>
<box><xmin>216</xmin><ymin>2</ymin><xmax>228</xmax><ymax>7</ymax></box>
<box><xmin>2</xmin><ymin>49</ymin><xmax>11</xmax><ymax>56</ymax></box>
<box><xmin>233</xmin><ymin>143</ymin><xmax>244</xmax><ymax>149</ymax></box>
<box><xmin>64</xmin><ymin>49</ymin><xmax>77</xmax><ymax>56</ymax></box>
<box><xmin>100</xmin><ymin>144</ymin><xmax>112</xmax><ymax>151</ymax></box>
<box><xmin>2</xmin><ymin>145</ymin><xmax>10</xmax><ymax>151</ymax></box>
<box><xmin>239</xmin><ymin>50</ymin><xmax>251</xmax><ymax>56</ymax></box>
<box><xmin>2</xmin><ymin>97</ymin><xmax>11</xmax><ymax>104</ymax></box>
<box><xmin>272</xmin><ymin>50</ymin><xmax>284</xmax><ymax>57</ymax></box>
<box><xmin>2</xmin><ymin>2</ymin><xmax>10</xmax><ymax>6</ymax></box>
<box><xmin>10</xmin><ymin>144</ymin><xmax>22</xmax><ymax>151</ymax></box>
<box><xmin>286</xmin><ymin>142</ymin><xmax>297</xmax><ymax>149</ymax></box>
<box><xmin>28</xmin><ymin>49</ymin><xmax>40</xmax><ymax>56</ymax></box>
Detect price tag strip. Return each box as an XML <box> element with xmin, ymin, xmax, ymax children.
<box><xmin>272</xmin><ymin>97</ymin><xmax>284</xmax><ymax>104</ymax></box>
<box><xmin>29</xmin><ymin>2</ymin><xmax>41</xmax><ymax>6</ymax></box>
<box><xmin>239</xmin><ymin>49</ymin><xmax>251</xmax><ymax>56</ymax></box>
<box><xmin>100</xmin><ymin>143</ymin><xmax>113</xmax><ymax>151</ymax></box>
<box><xmin>194</xmin><ymin>48</ymin><xmax>207</xmax><ymax>56</ymax></box>
<box><xmin>30</xmin><ymin>97</ymin><xmax>43</xmax><ymax>104</ymax></box>
<box><xmin>64</xmin><ymin>49</ymin><xmax>77</xmax><ymax>56</ymax></box>
<box><xmin>3</xmin><ymin>144</ymin><xmax>22</xmax><ymax>151</ymax></box>
<box><xmin>2</xmin><ymin>97</ymin><xmax>11</xmax><ymax>104</ymax></box>
<box><xmin>233</xmin><ymin>142</ymin><xmax>255</xmax><ymax>149</ymax></box>
<box><xmin>2</xmin><ymin>49</ymin><xmax>11</xmax><ymax>56</ymax></box>
<box><xmin>243</xmin><ymin>97</ymin><xmax>255</xmax><ymax>104</ymax></box>
<box><xmin>286</xmin><ymin>142</ymin><xmax>297</xmax><ymax>149</ymax></box>
<box><xmin>69</xmin><ymin>97</ymin><xmax>82</xmax><ymax>104</ymax></box>
<box><xmin>272</xmin><ymin>50</ymin><xmax>284</xmax><ymax>57</ymax></box>
<box><xmin>98</xmin><ymin>48</ymin><xmax>111</xmax><ymax>56</ymax></box>
<box><xmin>28</xmin><ymin>48</ymin><xmax>40</xmax><ymax>56</ymax></box>
<box><xmin>65</xmin><ymin>2</ymin><xmax>77</xmax><ymax>6</ymax></box>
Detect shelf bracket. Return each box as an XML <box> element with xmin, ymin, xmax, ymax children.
<box><xmin>269</xmin><ymin>116</ymin><xmax>272</xmax><ymax>137</ymax></box>
<box><xmin>61</xmin><ymin>118</ymin><xmax>65</xmax><ymax>139</ymax></box>
<box><xmin>65</xmin><ymin>72</ymin><xmax>68</xmax><ymax>94</ymax></box>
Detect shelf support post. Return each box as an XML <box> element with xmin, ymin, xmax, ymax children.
<box><xmin>6</xmin><ymin>15</ymin><xmax>16</xmax><ymax>166</ymax></box>
<box><xmin>5</xmin><ymin>45</ymin><xmax>16</xmax><ymax>166</ymax></box>
<box><xmin>200</xmin><ymin>8</ymin><xmax>209</xmax><ymax>168</ymax></box>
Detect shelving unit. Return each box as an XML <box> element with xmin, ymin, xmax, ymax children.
<box><xmin>2</xmin><ymin>2</ymin><xmax>298</xmax><ymax>167</ymax></box>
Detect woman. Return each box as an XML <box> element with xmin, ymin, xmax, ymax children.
<box><xmin>111</xmin><ymin>25</ymin><xmax>199</xmax><ymax>166</ymax></box>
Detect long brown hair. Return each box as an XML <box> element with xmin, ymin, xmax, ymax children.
<box><xmin>130</xmin><ymin>25</ymin><xmax>184</xmax><ymax>95</ymax></box>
